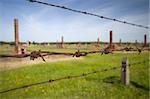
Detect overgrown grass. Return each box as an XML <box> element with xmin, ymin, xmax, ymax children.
<box><xmin>27</xmin><ymin>44</ymin><xmax>99</xmax><ymax>52</ymax></box>
<box><xmin>0</xmin><ymin>52</ymin><xmax>149</xmax><ymax>99</ymax></box>
<box><xmin>0</xmin><ymin>44</ymin><xmax>99</xmax><ymax>55</ymax></box>
<box><xmin>0</xmin><ymin>44</ymin><xmax>14</xmax><ymax>55</ymax></box>
<box><xmin>27</xmin><ymin>44</ymin><xmax>77</xmax><ymax>53</ymax></box>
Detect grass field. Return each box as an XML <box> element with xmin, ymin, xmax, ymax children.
<box><xmin>0</xmin><ymin>44</ymin><xmax>95</xmax><ymax>55</ymax></box>
<box><xmin>0</xmin><ymin>44</ymin><xmax>15</xmax><ymax>55</ymax></box>
<box><xmin>0</xmin><ymin>51</ymin><xmax>149</xmax><ymax>99</ymax></box>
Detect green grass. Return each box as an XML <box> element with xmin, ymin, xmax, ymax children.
<box><xmin>0</xmin><ymin>44</ymin><xmax>99</xmax><ymax>55</ymax></box>
<box><xmin>0</xmin><ymin>44</ymin><xmax>14</xmax><ymax>55</ymax></box>
<box><xmin>0</xmin><ymin>52</ymin><xmax>149</xmax><ymax>99</ymax></box>
<box><xmin>27</xmin><ymin>44</ymin><xmax>77</xmax><ymax>53</ymax></box>
<box><xmin>27</xmin><ymin>44</ymin><xmax>99</xmax><ymax>53</ymax></box>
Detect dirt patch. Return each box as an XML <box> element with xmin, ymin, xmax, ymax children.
<box><xmin>0</xmin><ymin>55</ymin><xmax>82</xmax><ymax>71</ymax></box>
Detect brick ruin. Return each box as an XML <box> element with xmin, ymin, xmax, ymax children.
<box><xmin>109</xmin><ymin>30</ymin><xmax>114</xmax><ymax>49</ymax></box>
<box><xmin>14</xmin><ymin>18</ymin><xmax>20</xmax><ymax>54</ymax></box>
<box><xmin>14</xmin><ymin>18</ymin><xmax>27</xmax><ymax>54</ymax></box>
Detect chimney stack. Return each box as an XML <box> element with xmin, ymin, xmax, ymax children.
<box><xmin>14</xmin><ymin>18</ymin><xmax>20</xmax><ymax>54</ymax></box>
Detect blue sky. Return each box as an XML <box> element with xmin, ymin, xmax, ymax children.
<box><xmin>0</xmin><ymin>0</ymin><xmax>149</xmax><ymax>42</ymax></box>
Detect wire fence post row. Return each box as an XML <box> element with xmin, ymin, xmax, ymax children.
<box><xmin>121</xmin><ymin>57</ymin><xmax>130</xmax><ymax>85</ymax></box>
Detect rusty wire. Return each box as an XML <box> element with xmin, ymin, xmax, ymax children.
<box><xmin>0</xmin><ymin>59</ymin><xmax>149</xmax><ymax>94</ymax></box>
<box><xmin>27</xmin><ymin>0</ymin><xmax>149</xmax><ymax>29</ymax></box>
<box><xmin>129</xmin><ymin>59</ymin><xmax>149</xmax><ymax>67</ymax></box>
<box><xmin>0</xmin><ymin>66</ymin><xmax>120</xmax><ymax>94</ymax></box>
<box><xmin>0</xmin><ymin>50</ymin><xmax>101</xmax><ymax>62</ymax></box>
<box><xmin>0</xmin><ymin>48</ymin><xmax>148</xmax><ymax>62</ymax></box>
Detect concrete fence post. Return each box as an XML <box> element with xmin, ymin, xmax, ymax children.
<box><xmin>121</xmin><ymin>57</ymin><xmax>130</xmax><ymax>85</ymax></box>
<box><xmin>119</xmin><ymin>39</ymin><xmax>121</xmax><ymax>45</ymax></box>
<box><xmin>95</xmin><ymin>37</ymin><xmax>100</xmax><ymax>48</ymax></box>
<box><xmin>143</xmin><ymin>34</ymin><xmax>147</xmax><ymax>47</ymax></box>
<box><xmin>135</xmin><ymin>40</ymin><xmax>137</xmax><ymax>44</ymax></box>
<box><xmin>109</xmin><ymin>31</ymin><xmax>113</xmax><ymax>49</ymax></box>
<box><xmin>61</xmin><ymin>36</ymin><xmax>64</xmax><ymax>48</ymax></box>
<box><xmin>97</xmin><ymin>38</ymin><xmax>99</xmax><ymax>45</ymax></box>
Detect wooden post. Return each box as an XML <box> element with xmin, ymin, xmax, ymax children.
<box><xmin>121</xmin><ymin>57</ymin><xmax>130</xmax><ymax>85</ymax></box>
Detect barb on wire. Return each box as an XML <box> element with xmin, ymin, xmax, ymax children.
<box><xmin>30</xmin><ymin>50</ymin><xmax>46</xmax><ymax>62</ymax></box>
<box><xmin>27</xmin><ymin>0</ymin><xmax>149</xmax><ymax>29</ymax></box>
<box><xmin>0</xmin><ymin>47</ymin><xmax>148</xmax><ymax>61</ymax></box>
<box><xmin>0</xmin><ymin>50</ymin><xmax>101</xmax><ymax>61</ymax></box>
<box><xmin>0</xmin><ymin>66</ymin><xmax>120</xmax><ymax>94</ymax></box>
<box><xmin>0</xmin><ymin>58</ymin><xmax>148</xmax><ymax>94</ymax></box>
<box><xmin>129</xmin><ymin>59</ymin><xmax>149</xmax><ymax>67</ymax></box>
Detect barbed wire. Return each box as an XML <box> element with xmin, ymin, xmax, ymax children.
<box><xmin>129</xmin><ymin>59</ymin><xmax>149</xmax><ymax>67</ymax></box>
<box><xmin>0</xmin><ymin>48</ymin><xmax>149</xmax><ymax>62</ymax></box>
<box><xmin>0</xmin><ymin>50</ymin><xmax>103</xmax><ymax>61</ymax></box>
<box><xmin>0</xmin><ymin>66</ymin><xmax>120</xmax><ymax>94</ymax></box>
<box><xmin>27</xmin><ymin>0</ymin><xmax>149</xmax><ymax>29</ymax></box>
<box><xmin>0</xmin><ymin>59</ymin><xmax>149</xmax><ymax>94</ymax></box>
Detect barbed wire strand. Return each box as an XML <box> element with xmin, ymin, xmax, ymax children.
<box><xmin>27</xmin><ymin>0</ymin><xmax>149</xmax><ymax>29</ymax></box>
<box><xmin>0</xmin><ymin>66</ymin><xmax>120</xmax><ymax>94</ymax></box>
<box><xmin>0</xmin><ymin>59</ymin><xmax>149</xmax><ymax>94</ymax></box>
<box><xmin>129</xmin><ymin>59</ymin><xmax>149</xmax><ymax>67</ymax></box>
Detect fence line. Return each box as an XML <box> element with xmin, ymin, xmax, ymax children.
<box><xmin>129</xmin><ymin>59</ymin><xmax>149</xmax><ymax>67</ymax></box>
<box><xmin>0</xmin><ymin>59</ymin><xmax>149</xmax><ymax>94</ymax></box>
<box><xmin>0</xmin><ymin>48</ymin><xmax>148</xmax><ymax>62</ymax></box>
<box><xmin>121</xmin><ymin>58</ymin><xmax>149</xmax><ymax>85</ymax></box>
<box><xmin>0</xmin><ymin>50</ymin><xmax>101</xmax><ymax>62</ymax></box>
<box><xmin>0</xmin><ymin>66</ymin><xmax>119</xmax><ymax>94</ymax></box>
<box><xmin>27</xmin><ymin>0</ymin><xmax>149</xmax><ymax>29</ymax></box>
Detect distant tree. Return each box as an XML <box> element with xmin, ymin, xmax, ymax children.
<box><xmin>32</xmin><ymin>41</ymin><xmax>36</xmax><ymax>45</ymax></box>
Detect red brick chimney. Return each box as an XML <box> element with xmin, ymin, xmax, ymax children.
<box><xmin>14</xmin><ymin>18</ymin><xmax>20</xmax><ymax>54</ymax></box>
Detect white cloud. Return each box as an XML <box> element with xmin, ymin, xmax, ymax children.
<box><xmin>18</xmin><ymin>5</ymin><xmax>148</xmax><ymax>42</ymax></box>
<box><xmin>0</xmin><ymin>0</ymin><xmax>148</xmax><ymax>43</ymax></box>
